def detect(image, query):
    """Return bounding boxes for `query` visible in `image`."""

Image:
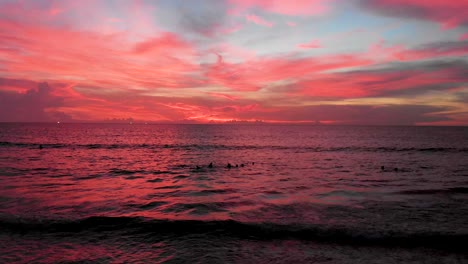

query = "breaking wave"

[1,216,466,251]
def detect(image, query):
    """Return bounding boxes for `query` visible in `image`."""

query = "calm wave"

[2,140,468,153]
[1,123,467,263]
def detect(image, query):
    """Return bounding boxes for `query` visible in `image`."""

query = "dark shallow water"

[0,123,467,263]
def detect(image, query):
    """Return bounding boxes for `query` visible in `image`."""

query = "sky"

[0,0,467,125]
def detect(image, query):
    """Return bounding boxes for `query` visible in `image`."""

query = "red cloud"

[0,18,200,91]
[361,0,468,29]
[206,92,239,101]
[0,12,204,122]
[0,1,467,124]
[295,69,456,98]
[289,59,467,100]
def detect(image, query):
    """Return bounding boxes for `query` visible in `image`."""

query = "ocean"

[0,123,467,263]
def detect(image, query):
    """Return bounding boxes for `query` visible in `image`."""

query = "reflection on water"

[0,124,467,263]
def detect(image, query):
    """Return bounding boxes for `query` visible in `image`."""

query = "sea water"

[0,123,467,263]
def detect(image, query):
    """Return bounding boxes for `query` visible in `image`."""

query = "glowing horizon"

[0,0,467,125]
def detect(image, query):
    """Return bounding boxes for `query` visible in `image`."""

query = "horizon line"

[0,121,466,127]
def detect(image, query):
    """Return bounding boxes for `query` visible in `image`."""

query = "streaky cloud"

[359,0,468,29]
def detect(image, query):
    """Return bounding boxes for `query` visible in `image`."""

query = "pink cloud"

[214,104,259,113]
[205,53,373,91]
[294,68,457,98]
[133,32,193,54]
[0,15,204,121]
[286,21,297,27]
[0,0,158,35]
[365,39,468,62]
[206,92,239,101]
[298,40,322,49]
[107,18,122,23]
[49,7,63,16]
[0,18,200,89]
[460,33,468,41]
[230,0,330,16]
[205,39,468,96]
[367,40,405,61]
[362,0,468,29]
[393,42,468,61]
[0,1,467,124]
[245,14,273,27]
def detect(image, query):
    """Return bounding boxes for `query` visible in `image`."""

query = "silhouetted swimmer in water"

[241,164,244,167]
[381,166,385,171]
[196,165,201,170]
[394,167,398,172]
[39,144,43,150]
[235,164,238,168]
[252,162,255,165]
[227,163,232,169]
[208,162,213,168]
